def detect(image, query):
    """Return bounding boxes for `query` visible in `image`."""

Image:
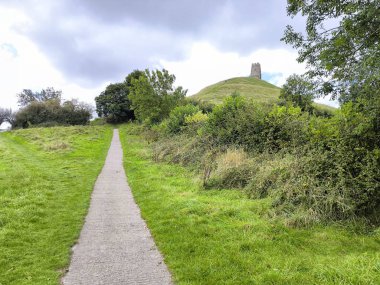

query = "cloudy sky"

[0,0,337,115]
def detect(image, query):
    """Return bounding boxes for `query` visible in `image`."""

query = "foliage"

[185,97,215,113]
[129,69,187,124]
[166,104,200,134]
[13,99,92,128]
[263,105,309,152]
[95,70,143,123]
[204,94,267,151]
[280,74,314,112]
[0,107,14,125]
[282,0,380,102]
[17,87,62,107]
[95,83,134,123]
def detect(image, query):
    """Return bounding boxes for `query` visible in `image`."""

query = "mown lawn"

[0,126,112,285]
[119,124,380,285]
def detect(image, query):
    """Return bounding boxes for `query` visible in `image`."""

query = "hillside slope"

[190,77,281,105]
[190,76,336,113]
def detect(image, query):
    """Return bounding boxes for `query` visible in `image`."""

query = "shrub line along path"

[62,129,172,285]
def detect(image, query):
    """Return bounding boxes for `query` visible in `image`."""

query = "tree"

[61,99,93,125]
[0,108,14,126]
[280,74,314,112]
[282,0,380,102]
[95,83,133,123]
[129,69,187,124]
[17,87,62,106]
[95,70,144,123]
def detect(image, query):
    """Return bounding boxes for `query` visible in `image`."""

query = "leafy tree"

[280,74,314,112]
[95,70,144,123]
[282,0,380,102]
[17,87,62,106]
[129,69,187,124]
[0,108,8,125]
[61,99,93,125]
[95,83,133,123]
[0,108,15,126]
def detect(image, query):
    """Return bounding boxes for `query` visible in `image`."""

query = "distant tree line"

[1,87,92,129]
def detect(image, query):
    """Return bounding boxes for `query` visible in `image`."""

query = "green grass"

[120,124,380,285]
[0,126,113,285]
[190,77,281,105]
[190,76,337,115]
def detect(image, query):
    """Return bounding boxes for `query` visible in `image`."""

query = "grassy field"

[0,126,112,285]
[120,124,380,285]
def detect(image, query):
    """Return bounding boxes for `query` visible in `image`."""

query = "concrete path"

[62,129,172,285]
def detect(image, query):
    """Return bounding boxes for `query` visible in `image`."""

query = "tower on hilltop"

[250,63,261,79]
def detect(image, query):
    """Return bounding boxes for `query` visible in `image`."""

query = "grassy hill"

[191,77,280,105]
[190,76,336,113]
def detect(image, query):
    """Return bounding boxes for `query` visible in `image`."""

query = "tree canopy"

[0,108,12,125]
[280,74,314,112]
[17,87,62,107]
[282,0,380,102]
[129,69,187,124]
[95,70,144,123]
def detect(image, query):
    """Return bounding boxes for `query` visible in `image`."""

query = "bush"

[13,99,92,128]
[263,105,309,152]
[167,104,200,134]
[272,102,380,224]
[204,94,267,152]
[185,97,215,113]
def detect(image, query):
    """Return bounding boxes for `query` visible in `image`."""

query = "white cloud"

[161,42,339,107]
[0,6,107,110]
[160,42,305,95]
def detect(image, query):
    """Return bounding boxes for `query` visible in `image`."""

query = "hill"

[190,76,336,113]
[190,77,281,105]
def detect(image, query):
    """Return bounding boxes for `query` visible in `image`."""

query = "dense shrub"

[272,103,380,224]
[204,95,267,152]
[167,104,200,134]
[185,97,215,113]
[13,99,92,128]
[263,105,309,152]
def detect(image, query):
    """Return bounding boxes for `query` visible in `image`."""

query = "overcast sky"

[0,0,337,116]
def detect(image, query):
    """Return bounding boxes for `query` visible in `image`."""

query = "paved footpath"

[62,129,172,285]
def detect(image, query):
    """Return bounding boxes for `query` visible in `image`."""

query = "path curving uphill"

[62,129,172,285]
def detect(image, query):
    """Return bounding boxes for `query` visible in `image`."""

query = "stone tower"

[250,62,261,79]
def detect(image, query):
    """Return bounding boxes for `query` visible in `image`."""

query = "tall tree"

[95,70,144,123]
[17,87,62,106]
[129,69,187,124]
[0,108,14,126]
[282,0,380,102]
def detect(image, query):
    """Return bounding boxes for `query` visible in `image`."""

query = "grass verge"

[0,126,112,285]
[119,124,380,285]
